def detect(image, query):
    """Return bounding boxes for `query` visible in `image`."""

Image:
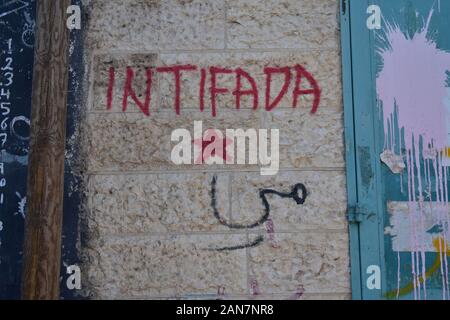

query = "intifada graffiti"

[101,62,321,252]
[105,64,321,116]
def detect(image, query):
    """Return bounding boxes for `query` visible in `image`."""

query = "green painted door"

[341,0,450,300]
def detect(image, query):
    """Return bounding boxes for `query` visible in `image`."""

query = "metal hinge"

[342,0,347,15]
[347,204,367,223]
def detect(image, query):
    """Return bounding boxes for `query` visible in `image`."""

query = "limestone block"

[228,170,347,232]
[158,50,342,112]
[247,231,350,294]
[222,292,350,300]
[228,0,338,16]
[84,111,261,172]
[86,0,160,51]
[85,172,230,236]
[133,292,351,300]
[227,0,339,49]
[86,0,225,51]
[82,234,248,298]
[267,107,345,168]
[91,53,158,112]
[157,0,225,50]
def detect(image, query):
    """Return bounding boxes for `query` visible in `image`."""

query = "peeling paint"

[380,149,405,174]
[385,201,450,252]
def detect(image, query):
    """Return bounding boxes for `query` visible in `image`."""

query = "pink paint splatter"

[217,286,226,298]
[288,285,305,300]
[377,10,450,153]
[265,217,279,248]
[377,9,450,300]
[250,278,260,296]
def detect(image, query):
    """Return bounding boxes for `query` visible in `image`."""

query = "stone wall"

[79,0,350,299]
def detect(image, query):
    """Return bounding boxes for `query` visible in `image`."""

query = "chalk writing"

[0,39,14,246]
[0,0,29,19]
[13,192,25,219]
[0,5,35,296]
[21,12,35,48]
[0,162,3,206]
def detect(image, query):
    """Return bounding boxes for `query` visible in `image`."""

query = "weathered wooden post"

[21,0,71,300]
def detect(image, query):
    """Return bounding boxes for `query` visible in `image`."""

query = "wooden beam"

[21,0,71,300]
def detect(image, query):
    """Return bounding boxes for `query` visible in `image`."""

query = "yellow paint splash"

[386,237,450,299]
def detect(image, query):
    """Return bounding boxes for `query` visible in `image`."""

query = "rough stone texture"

[85,111,262,172]
[229,293,352,300]
[86,0,225,51]
[85,172,230,236]
[119,292,351,300]
[91,53,159,112]
[229,171,347,232]
[228,0,339,17]
[158,50,342,111]
[267,107,345,168]
[80,0,351,299]
[84,108,343,172]
[247,232,350,294]
[227,0,339,49]
[90,50,341,113]
[83,234,248,298]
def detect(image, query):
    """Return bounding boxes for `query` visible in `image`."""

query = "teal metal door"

[341,0,450,300]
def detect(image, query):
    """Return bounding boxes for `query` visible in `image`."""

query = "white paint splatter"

[377,8,450,299]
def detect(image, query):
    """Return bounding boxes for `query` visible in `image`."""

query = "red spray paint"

[107,67,115,110]
[122,66,153,116]
[157,64,197,115]
[210,66,233,117]
[292,64,321,114]
[264,66,291,111]
[233,68,259,110]
[107,64,321,117]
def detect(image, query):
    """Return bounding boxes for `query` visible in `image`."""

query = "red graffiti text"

[106,64,321,117]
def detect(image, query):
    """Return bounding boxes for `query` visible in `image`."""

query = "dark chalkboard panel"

[0,0,83,299]
[0,0,36,299]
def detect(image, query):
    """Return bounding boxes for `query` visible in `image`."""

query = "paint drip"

[377,9,450,300]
